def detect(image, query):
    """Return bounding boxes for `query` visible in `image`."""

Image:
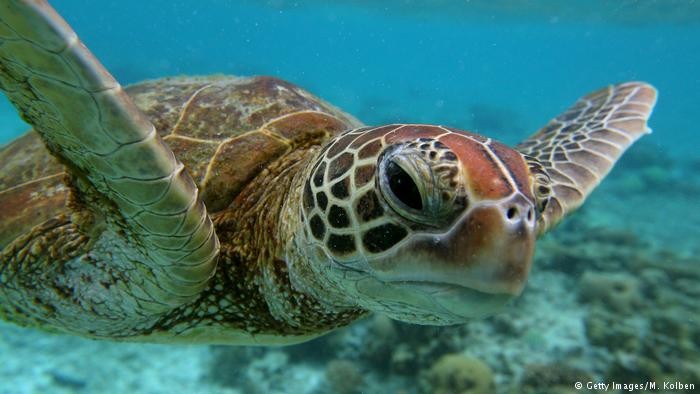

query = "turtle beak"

[437,193,537,296]
[372,193,537,319]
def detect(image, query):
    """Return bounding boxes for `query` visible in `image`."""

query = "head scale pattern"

[301,125,406,262]
[296,124,541,323]
[300,124,533,262]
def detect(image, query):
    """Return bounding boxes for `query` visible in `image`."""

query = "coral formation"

[355,315,465,375]
[208,347,295,393]
[359,315,398,370]
[325,359,364,394]
[578,271,644,313]
[517,362,592,394]
[580,253,700,393]
[420,353,495,394]
[585,309,644,353]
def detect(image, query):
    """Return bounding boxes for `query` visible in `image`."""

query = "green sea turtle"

[0,0,656,344]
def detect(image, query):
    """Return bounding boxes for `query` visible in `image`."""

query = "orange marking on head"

[384,125,444,143]
[488,141,534,201]
[438,134,513,200]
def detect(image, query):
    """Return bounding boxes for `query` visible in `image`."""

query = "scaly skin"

[0,126,365,344]
[0,80,365,343]
[140,146,366,344]
[0,0,219,312]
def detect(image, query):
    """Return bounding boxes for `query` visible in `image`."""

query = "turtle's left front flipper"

[517,82,657,235]
[0,0,218,316]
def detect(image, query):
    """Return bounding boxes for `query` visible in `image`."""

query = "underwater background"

[1,0,699,393]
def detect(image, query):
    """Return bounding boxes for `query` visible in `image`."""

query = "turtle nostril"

[506,207,518,220]
[527,208,533,222]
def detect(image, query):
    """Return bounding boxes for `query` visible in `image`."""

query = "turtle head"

[298,124,541,324]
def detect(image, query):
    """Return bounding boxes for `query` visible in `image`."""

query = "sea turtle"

[0,0,656,345]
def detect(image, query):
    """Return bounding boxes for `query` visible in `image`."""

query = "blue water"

[1,1,700,393]
[2,1,700,154]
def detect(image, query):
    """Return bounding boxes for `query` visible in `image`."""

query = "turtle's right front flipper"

[517,82,657,235]
[0,0,218,332]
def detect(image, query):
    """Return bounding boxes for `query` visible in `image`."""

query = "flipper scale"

[0,0,219,305]
[517,82,657,234]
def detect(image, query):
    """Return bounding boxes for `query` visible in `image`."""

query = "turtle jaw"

[384,281,513,321]
[367,196,537,321]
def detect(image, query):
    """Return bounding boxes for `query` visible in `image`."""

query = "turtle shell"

[0,75,361,248]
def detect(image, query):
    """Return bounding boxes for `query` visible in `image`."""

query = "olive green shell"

[0,75,361,248]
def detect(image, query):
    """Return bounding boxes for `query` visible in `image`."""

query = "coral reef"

[358,315,398,370]
[324,359,364,394]
[578,271,644,313]
[576,239,700,393]
[537,215,652,276]
[354,315,465,375]
[585,309,644,353]
[208,346,267,389]
[420,353,495,394]
[516,362,592,394]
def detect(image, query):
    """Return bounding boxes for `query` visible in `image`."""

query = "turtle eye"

[523,155,553,215]
[379,153,430,224]
[531,169,553,214]
[385,160,423,211]
[534,184,551,213]
[379,140,467,226]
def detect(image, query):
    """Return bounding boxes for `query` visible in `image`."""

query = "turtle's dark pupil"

[386,161,422,210]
